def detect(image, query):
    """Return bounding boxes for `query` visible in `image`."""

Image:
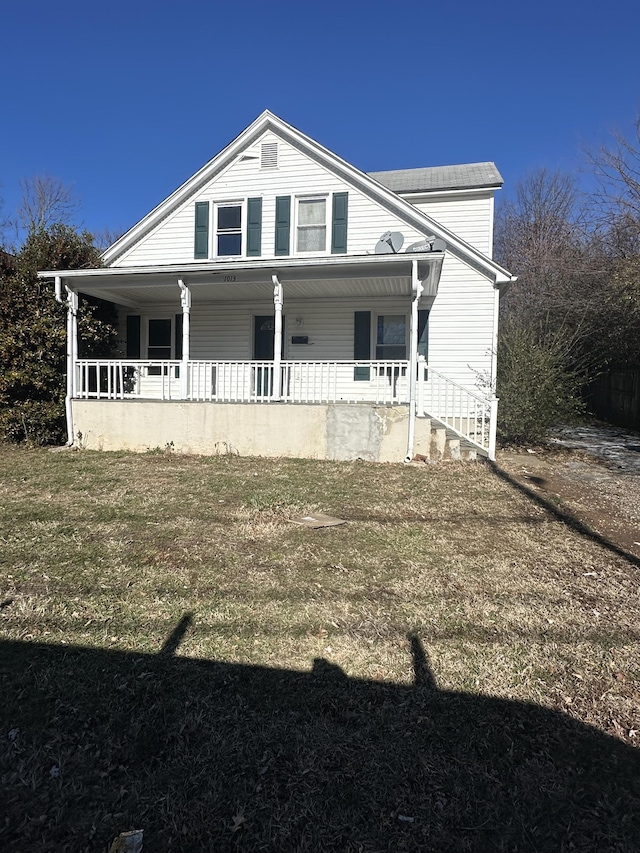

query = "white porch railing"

[75,360,183,400]
[75,359,497,456]
[75,360,410,406]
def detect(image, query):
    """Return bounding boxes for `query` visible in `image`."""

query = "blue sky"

[1,0,639,239]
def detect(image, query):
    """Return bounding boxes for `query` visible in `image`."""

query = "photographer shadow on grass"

[1,620,638,852]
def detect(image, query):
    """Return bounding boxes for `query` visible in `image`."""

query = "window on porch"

[147,318,173,376]
[376,315,407,360]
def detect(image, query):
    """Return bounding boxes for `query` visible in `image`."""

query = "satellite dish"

[374,231,404,254]
[404,236,448,254]
[405,239,433,253]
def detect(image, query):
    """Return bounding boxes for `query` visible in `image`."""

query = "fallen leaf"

[231,810,246,833]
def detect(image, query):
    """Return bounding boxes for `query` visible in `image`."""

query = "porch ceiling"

[38,253,444,308]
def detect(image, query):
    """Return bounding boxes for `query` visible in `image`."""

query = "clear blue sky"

[2,0,639,239]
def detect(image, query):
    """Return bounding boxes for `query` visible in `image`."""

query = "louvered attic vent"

[261,142,278,169]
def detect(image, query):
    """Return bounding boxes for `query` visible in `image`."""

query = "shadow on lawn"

[1,627,638,853]
[490,461,640,568]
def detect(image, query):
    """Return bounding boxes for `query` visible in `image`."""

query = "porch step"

[427,420,484,463]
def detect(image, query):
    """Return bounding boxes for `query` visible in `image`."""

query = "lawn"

[0,445,638,852]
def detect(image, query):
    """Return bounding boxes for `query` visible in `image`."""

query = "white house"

[38,111,515,462]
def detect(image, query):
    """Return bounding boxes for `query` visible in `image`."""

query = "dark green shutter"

[417,310,429,359]
[331,192,348,254]
[353,311,371,381]
[126,315,141,358]
[275,196,291,256]
[194,201,209,259]
[418,309,429,379]
[246,197,262,257]
[174,313,183,360]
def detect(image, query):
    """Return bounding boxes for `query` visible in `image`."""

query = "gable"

[109,131,429,268]
[103,111,513,286]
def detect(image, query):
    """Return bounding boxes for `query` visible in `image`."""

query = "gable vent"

[261,142,278,169]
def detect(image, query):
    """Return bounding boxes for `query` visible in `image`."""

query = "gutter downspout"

[487,280,504,462]
[178,279,191,399]
[272,275,283,401]
[405,259,424,463]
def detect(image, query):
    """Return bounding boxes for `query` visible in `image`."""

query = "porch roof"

[38,252,445,308]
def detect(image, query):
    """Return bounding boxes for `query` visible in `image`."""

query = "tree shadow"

[1,627,638,852]
[489,460,640,568]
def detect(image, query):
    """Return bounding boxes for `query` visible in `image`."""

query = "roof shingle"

[368,162,503,193]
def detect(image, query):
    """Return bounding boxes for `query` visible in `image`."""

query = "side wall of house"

[405,192,495,257]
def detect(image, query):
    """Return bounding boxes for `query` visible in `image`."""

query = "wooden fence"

[587,366,640,431]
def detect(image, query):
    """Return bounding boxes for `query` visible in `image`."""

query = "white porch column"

[272,275,283,401]
[64,285,78,445]
[405,259,424,463]
[178,279,191,399]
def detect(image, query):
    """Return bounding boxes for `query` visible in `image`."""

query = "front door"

[254,315,275,360]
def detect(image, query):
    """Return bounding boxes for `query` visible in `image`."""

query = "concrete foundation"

[72,400,432,463]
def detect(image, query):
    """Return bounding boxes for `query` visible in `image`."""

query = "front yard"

[0,446,638,851]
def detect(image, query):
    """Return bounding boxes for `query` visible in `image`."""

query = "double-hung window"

[147,317,173,376]
[376,315,407,360]
[296,197,326,253]
[216,203,243,256]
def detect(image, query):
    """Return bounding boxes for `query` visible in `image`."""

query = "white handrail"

[416,363,496,455]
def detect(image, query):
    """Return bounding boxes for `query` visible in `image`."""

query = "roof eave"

[38,250,446,282]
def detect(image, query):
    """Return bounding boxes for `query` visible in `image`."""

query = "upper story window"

[216,203,242,256]
[297,197,326,253]
[194,198,262,259]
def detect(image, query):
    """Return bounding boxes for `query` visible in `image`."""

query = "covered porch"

[43,253,497,460]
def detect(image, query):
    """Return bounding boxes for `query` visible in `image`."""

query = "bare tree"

[0,185,12,250]
[495,168,594,322]
[16,174,80,234]
[92,226,126,251]
[587,117,640,256]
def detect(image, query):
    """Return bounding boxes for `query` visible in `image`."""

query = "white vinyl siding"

[405,192,494,256]
[113,131,427,267]
[427,255,494,387]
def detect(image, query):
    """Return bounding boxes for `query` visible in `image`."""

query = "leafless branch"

[92,226,126,250]
[16,174,80,234]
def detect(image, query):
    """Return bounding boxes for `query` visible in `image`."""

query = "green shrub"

[0,399,66,445]
[497,320,585,445]
[0,225,117,445]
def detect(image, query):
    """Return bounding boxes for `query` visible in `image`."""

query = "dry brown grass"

[0,445,639,851]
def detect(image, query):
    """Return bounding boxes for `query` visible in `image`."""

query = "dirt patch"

[496,447,640,561]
